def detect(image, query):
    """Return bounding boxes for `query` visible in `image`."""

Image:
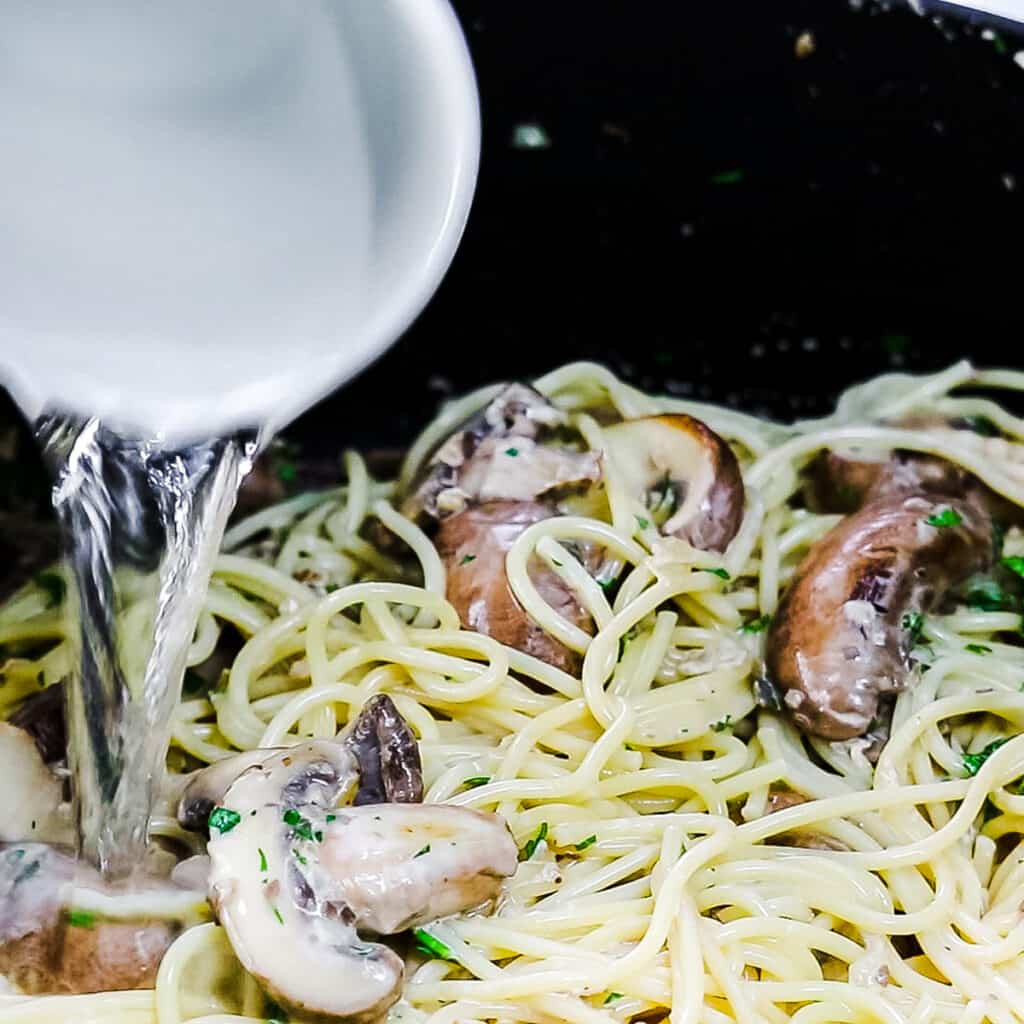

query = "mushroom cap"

[602,414,745,552]
[206,743,403,1024]
[437,500,591,672]
[0,843,192,994]
[402,383,600,524]
[317,803,518,934]
[766,493,993,739]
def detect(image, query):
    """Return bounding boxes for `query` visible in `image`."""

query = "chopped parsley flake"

[963,738,1008,776]
[711,715,734,733]
[258,848,268,872]
[282,808,321,842]
[272,906,284,925]
[700,567,731,580]
[902,611,924,645]
[505,447,520,457]
[34,572,66,608]
[709,169,744,185]
[604,993,624,1005]
[962,415,1000,437]
[634,515,651,531]
[520,822,549,861]
[966,643,992,655]
[292,848,308,866]
[414,844,431,858]
[325,814,337,823]
[1003,556,1024,579]
[741,614,771,634]
[925,507,963,529]
[967,579,1011,612]
[276,461,298,484]
[414,928,454,960]
[208,807,242,835]
[463,776,491,788]
[574,835,597,851]
[460,554,477,565]
[66,909,96,929]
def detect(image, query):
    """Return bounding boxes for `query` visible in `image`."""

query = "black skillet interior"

[2,0,1023,493]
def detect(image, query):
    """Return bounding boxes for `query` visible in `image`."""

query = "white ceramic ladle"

[0,0,479,443]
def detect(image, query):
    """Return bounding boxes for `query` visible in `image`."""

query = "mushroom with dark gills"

[602,414,746,551]
[203,738,517,1020]
[765,493,994,740]
[178,695,423,832]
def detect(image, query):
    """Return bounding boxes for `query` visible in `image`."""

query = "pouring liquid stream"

[37,417,257,879]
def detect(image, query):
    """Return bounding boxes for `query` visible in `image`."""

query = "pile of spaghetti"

[4,360,1024,1024]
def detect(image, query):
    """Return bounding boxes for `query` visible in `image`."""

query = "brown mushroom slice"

[0,843,199,994]
[341,694,423,806]
[178,698,421,832]
[402,383,600,524]
[207,743,516,1022]
[602,414,745,552]
[0,723,62,842]
[207,742,401,1023]
[437,500,592,673]
[316,803,518,934]
[766,493,993,740]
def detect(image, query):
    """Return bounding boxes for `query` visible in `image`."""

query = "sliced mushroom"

[807,417,1024,524]
[763,790,848,851]
[316,803,518,934]
[0,723,62,842]
[179,697,422,832]
[766,493,993,740]
[8,683,66,765]
[0,843,198,994]
[602,414,745,552]
[437,500,592,673]
[207,743,516,1022]
[402,383,600,524]
[341,695,423,806]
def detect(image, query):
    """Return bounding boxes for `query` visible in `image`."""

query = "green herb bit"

[208,807,242,835]
[292,848,308,866]
[741,614,771,634]
[460,554,477,565]
[700,567,730,580]
[991,30,1008,55]
[1003,556,1024,579]
[925,507,963,529]
[258,848,268,872]
[463,776,491,788]
[709,168,744,185]
[520,822,549,861]
[551,559,564,567]
[634,514,651,531]
[414,928,454,961]
[272,906,285,925]
[326,814,337,823]
[34,572,66,608]
[901,611,924,645]
[414,844,431,858]
[276,461,298,484]
[966,643,992,655]
[967,579,1010,612]
[604,993,624,1005]
[598,577,617,592]
[711,715,733,734]
[66,909,96,929]
[282,808,320,842]
[574,835,597,851]
[963,738,1008,776]
[505,447,520,457]
[962,415,1000,437]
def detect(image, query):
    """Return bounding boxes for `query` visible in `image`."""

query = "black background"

[3,0,1024,465]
